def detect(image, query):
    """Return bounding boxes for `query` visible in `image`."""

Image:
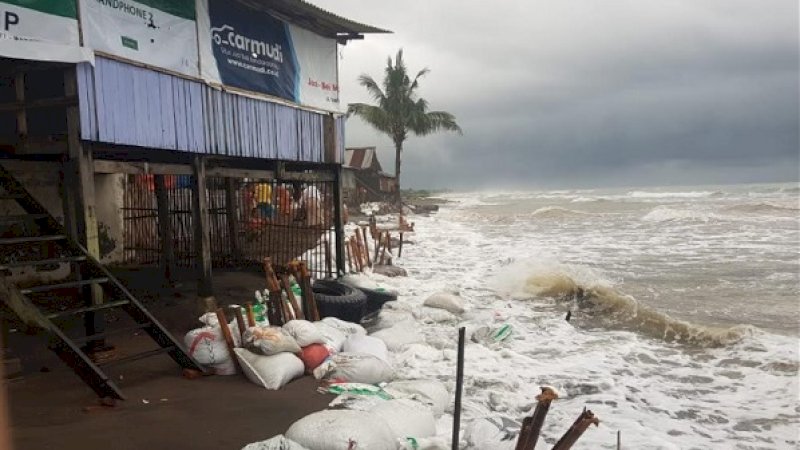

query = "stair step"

[98,346,176,368]
[0,214,48,223]
[21,277,109,294]
[46,299,130,319]
[0,255,86,270]
[73,322,152,344]
[0,235,65,245]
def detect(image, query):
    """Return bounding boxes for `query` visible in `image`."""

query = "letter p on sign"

[4,11,19,31]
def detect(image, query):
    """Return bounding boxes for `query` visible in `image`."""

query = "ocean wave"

[642,206,721,222]
[628,190,722,199]
[528,206,591,219]
[723,202,800,214]
[522,271,753,347]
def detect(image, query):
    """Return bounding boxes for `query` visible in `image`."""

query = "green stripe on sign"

[133,0,195,20]
[0,0,77,19]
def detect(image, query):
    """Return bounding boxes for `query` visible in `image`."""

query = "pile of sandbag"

[183,312,243,375]
[313,333,395,384]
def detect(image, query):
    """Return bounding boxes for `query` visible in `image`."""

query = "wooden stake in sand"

[262,258,285,325]
[280,273,304,320]
[551,409,600,450]
[360,226,372,267]
[245,302,256,327]
[215,308,239,371]
[231,306,247,341]
[298,261,320,321]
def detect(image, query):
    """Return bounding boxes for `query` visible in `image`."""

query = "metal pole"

[332,165,345,277]
[452,326,466,450]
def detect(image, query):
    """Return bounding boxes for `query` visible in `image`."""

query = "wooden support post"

[552,409,600,450]
[322,114,337,163]
[262,258,284,325]
[192,156,215,309]
[350,237,362,272]
[224,178,241,263]
[345,244,353,273]
[215,308,239,372]
[154,175,175,285]
[332,166,346,276]
[65,67,104,346]
[231,306,247,342]
[13,72,27,150]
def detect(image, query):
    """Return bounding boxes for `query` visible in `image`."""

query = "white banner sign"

[79,0,198,76]
[0,0,91,62]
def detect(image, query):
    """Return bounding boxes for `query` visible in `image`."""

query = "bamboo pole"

[551,409,600,450]
[515,386,559,450]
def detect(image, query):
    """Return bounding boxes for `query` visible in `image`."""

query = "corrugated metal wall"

[77,57,339,163]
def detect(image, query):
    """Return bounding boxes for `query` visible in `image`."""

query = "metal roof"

[235,0,390,40]
[344,147,382,171]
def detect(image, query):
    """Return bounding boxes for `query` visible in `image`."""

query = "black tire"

[312,280,367,323]
[350,285,398,315]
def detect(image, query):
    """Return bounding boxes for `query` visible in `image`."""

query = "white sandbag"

[370,398,436,439]
[370,323,423,352]
[341,274,399,295]
[342,335,389,361]
[241,434,309,450]
[283,320,325,347]
[372,308,415,332]
[198,312,243,345]
[398,436,449,450]
[321,317,366,337]
[463,417,519,450]
[234,348,304,390]
[413,307,457,324]
[314,352,394,384]
[243,326,301,356]
[313,321,347,352]
[383,380,451,417]
[423,292,465,314]
[184,327,237,375]
[286,410,396,450]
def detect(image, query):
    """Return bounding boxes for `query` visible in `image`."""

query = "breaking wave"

[523,271,753,347]
[528,206,591,219]
[628,190,723,199]
[642,206,720,222]
[723,202,799,214]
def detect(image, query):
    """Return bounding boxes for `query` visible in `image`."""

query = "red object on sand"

[298,344,330,373]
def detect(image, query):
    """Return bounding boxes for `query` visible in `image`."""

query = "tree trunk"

[394,140,402,209]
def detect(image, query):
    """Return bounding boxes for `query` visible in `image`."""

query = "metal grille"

[120,173,337,278]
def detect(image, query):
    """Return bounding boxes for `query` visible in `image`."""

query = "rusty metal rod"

[551,409,600,450]
[451,326,466,450]
[515,386,559,450]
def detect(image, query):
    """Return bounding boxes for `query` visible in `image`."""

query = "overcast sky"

[314,0,799,190]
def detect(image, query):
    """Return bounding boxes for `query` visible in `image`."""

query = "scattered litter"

[141,399,149,404]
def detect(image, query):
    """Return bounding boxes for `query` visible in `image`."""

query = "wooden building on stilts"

[0,0,387,399]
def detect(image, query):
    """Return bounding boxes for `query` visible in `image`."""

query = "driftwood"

[551,409,600,450]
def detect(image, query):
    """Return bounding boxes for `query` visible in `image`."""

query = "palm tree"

[348,49,462,207]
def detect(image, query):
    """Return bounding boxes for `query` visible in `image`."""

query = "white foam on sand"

[359,200,800,449]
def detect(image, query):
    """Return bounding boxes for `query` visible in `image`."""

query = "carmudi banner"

[198,0,340,112]
[79,0,199,75]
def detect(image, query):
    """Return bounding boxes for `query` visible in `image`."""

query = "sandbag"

[313,321,347,352]
[286,410,396,450]
[423,292,465,314]
[370,323,423,352]
[413,307,457,324]
[198,312,243,346]
[463,417,519,450]
[383,379,450,417]
[314,352,394,384]
[234,348,304,390]
[298,344,330,373]
[184,327,236,375]
[370,398,436,440]
[342,335,389,361]
[283,320,325,347]
[243,326,301,356]
[321,317,366,337]
[398,437,449,450]
[241,434,309,450]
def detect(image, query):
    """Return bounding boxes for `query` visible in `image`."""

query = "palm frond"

[347,103,392,135]
[357,74,386,104]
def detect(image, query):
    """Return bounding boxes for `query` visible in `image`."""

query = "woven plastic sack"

[184,327,236,375]
[243,326,301,356]
[298,343,330,373]
[283,320,326,347]
[314,352,394,384]
[241,434,308,450]
[342,334,389,361]
[321,317,366,337]
[383,379,450,417]
[285,410,396,450]
[370,398,436,440]
[234,348,304,390]
[313,321,347,352]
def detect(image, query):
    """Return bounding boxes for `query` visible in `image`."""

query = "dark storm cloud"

[314,0,799,189]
